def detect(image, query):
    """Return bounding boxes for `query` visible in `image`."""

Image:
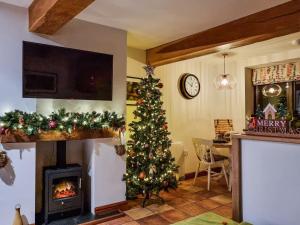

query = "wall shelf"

[0,128,118,143]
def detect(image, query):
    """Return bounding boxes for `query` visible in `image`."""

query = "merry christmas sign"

[247,103,300,136]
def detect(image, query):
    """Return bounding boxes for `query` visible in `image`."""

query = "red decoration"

[139,171,145,179]
[137,99,144,105]
[163,123,168,130]
[0,126,5,135]
[48,120,57,129]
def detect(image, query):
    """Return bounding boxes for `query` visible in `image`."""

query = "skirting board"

[184,168,222,180]
[95,201,128,214]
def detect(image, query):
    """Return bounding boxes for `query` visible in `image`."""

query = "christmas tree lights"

[123,66,178,206]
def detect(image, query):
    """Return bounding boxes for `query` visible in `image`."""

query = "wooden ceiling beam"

[29,0,95,35]
[146,0,300,66]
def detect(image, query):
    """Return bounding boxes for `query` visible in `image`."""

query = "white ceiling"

[198,32,300,65]
[0,0,290,49]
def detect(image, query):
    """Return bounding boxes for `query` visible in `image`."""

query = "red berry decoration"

[48,120,57,129]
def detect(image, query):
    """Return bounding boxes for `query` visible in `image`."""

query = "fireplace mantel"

[0,128,118,143]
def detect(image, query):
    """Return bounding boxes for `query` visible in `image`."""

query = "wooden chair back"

[192,138,214,164]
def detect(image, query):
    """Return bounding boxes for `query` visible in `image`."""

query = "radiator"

[170,141,185,178]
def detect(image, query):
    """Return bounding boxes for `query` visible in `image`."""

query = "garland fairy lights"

[0,108,125,136]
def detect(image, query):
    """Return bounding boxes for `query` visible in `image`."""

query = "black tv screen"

[23,41,113,100]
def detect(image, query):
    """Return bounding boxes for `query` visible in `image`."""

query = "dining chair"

[192,138,229,191]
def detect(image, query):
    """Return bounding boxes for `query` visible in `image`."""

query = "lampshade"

[214,54,236,90]
[262,84,282,97]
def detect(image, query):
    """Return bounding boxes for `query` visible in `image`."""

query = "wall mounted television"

[23,41,113,100]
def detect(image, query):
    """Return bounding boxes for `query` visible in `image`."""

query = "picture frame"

[127,76,142,106]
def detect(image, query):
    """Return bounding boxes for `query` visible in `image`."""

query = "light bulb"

[221,77,229,86]
[269,87,275,93]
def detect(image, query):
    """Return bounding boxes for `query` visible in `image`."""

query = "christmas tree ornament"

[18,116,24,125]
[149,152,153,159]
[139,171,146,179]
[157,83,163,89]
[149,164,157,176]
[48,120,57,129]
[137,99,144,105]
[0,126,6,135]
[163,123,168,130]
[163,180,169,187]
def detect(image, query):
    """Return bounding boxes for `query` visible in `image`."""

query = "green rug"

[172,212,251,225]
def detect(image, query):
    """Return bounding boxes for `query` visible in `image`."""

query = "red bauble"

[139,171,146,179]
[163,123,168,130]
[0,127,5,135]
[48,120,57,129]
[137,99,144,105]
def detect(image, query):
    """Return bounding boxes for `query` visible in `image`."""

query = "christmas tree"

[123,66,178,205]
[277,103,287,119]
[255,104,264,119]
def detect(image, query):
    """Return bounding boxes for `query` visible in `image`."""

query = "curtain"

[252,63,299,85]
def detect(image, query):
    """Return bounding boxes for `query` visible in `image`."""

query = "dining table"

[213,141,232,191]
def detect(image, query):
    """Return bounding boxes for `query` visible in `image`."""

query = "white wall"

[0,3,127,225]
[155,58,245,173]
[85,138,126,212]
[0,143,36,225]
[241,139,300,225]
[155,49,300,174]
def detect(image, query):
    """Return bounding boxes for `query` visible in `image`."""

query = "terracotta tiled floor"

[98,176,232,225]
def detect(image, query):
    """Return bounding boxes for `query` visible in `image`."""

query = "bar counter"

[231,134,300,225]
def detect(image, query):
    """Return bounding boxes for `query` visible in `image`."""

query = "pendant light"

[262,84,282,97]
[214,53,236,90]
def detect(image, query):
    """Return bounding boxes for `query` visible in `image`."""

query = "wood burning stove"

[43,141,83,224]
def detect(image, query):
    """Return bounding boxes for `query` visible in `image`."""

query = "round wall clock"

[178,73,200,99]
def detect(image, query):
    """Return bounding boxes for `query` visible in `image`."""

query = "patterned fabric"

[252,63,299,85]
[172,212,252,225]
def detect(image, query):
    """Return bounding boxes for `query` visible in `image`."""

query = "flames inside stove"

[52,179,78,200]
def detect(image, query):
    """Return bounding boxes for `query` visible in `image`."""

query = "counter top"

[233,133,300,144]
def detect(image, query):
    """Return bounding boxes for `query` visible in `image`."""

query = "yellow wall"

[155,49,300,174]
[126,47,146,140]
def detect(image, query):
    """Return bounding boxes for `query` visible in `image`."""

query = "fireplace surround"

[43,141,83,224]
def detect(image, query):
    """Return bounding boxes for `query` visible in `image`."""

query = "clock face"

[179,73,200,99]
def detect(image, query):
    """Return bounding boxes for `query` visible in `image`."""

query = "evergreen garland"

[0,108,124,135]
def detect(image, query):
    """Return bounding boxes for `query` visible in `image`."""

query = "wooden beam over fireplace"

[146,1,300,66]
[29,0,95,34]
